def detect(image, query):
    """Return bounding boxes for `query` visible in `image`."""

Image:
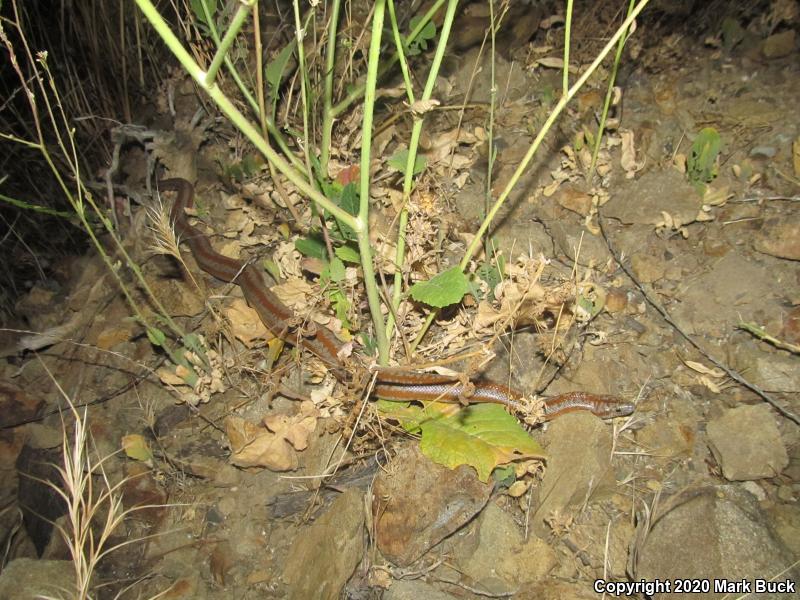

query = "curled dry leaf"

[406,98,440,116]
[620,129,646,178]
[226,297,269,347]
[225,415,298,472]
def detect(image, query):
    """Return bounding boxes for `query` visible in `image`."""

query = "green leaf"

[266,40,297,96]
[327,288,351,328]
[476,251,505,300]
[407,15,437,56]
[333,182,359,241]
[493,465,516,487]
[388,149,427,176]
[190,0,217,28]
[419,404,546,482]
[325,257,346,283]
[146,327,166,347]
[376,398,451,433]
[335,244,360,264]
[687,127,721,194]
[295,236,327,259]
[409,266,469,308]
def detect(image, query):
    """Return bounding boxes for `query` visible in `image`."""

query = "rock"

[630,253,665,283]
[766,503,800,556]
[0,558,77,599]
[516,579,601,599]
[602,170,701,226]
[754,218,800,260]
[556,186,593,216]
[372,444,492,566]
[384,580,459,600]
[454,503,556,588]
[282,488,365,600]
[0,382,44,428]
[605,288,628,313]
[706,404,789,480]
[762,30,796,59]
[549,221,610,266]
[533,412,613,536]
[636,485,797,599]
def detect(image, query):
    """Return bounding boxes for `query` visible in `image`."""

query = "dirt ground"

[0,2,798,599]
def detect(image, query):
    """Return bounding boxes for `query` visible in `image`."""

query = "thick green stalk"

[385,0,460,343]
[358,0,389,363]
[319,0,342,176]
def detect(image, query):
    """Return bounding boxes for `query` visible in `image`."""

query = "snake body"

[158,178,634,421]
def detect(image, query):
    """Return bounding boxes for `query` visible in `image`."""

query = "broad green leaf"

[335,244,360,264]
[190,0,218,29]
[327,288,351,328]
[295,236,327,259]
[409,266,469,308]
[388,149,427,176]
[333,182,359,241]
[376,398,454,433]
[420,404,546,482]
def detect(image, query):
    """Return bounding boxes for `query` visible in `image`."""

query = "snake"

[158,178,634,421]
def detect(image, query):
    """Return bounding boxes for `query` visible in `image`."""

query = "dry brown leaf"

[263,401,319,451]
[684,360,725,378]
[620,129,646,178]
[407,98,441,115]
[226,297,269,347]
[273,278,314,312]
[699,375,722,394]
[157,366,186,387]
[225,415,298,471]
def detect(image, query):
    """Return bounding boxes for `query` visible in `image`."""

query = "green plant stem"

[135,0,356,228]
[739,322,800,354]
[320,0,342,176]
[384,0,460,345]
[198,0,306,175]
[330,0,447,119]
[387,0,416,103]
[590,0,636,178]
[292,0,315,183]
[358,0,390,363]
[205,0,254,86]
[484,0,500,257]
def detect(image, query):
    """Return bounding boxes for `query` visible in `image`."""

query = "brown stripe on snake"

[158,178,634,421]
[159,178,346,375]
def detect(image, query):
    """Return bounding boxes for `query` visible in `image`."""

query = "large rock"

[282,488,365,600]
[372,444,492,566]
[0,558,77,599]
[636,485,797,599]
